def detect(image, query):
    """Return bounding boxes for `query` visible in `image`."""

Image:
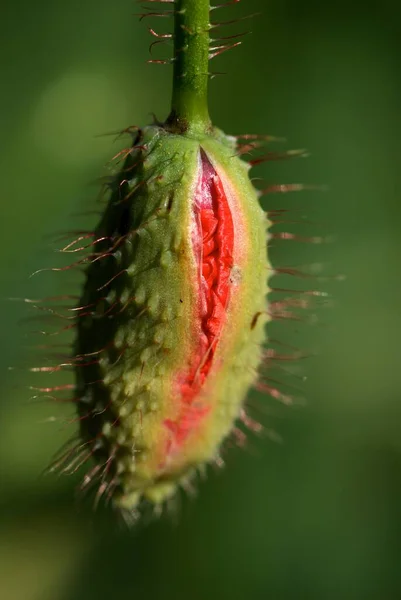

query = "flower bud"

[75,125,269,509]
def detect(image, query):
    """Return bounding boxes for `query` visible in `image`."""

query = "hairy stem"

[166,0,211,134]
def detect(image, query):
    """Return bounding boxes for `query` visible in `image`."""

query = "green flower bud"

[75,125,269,509]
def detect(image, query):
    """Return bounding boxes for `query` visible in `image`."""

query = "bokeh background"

[1,0,401,598]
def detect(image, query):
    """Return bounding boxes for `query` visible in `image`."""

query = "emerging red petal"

[163,149,235,461]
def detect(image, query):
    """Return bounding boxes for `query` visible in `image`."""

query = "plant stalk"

[167,0,211,134]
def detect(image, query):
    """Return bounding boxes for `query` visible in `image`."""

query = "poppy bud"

[75,125,269,509]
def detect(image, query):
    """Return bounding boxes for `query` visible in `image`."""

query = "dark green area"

[1,1,401,598]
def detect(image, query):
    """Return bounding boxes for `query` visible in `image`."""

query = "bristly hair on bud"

[24,0,326,522]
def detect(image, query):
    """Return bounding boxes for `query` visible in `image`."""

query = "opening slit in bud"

[163,149,234,459]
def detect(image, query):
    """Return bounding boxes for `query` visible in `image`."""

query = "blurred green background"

[1,0,401,598]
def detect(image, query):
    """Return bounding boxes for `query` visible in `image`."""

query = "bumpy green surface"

[75,125,269,510]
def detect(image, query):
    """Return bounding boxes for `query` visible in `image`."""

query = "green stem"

[166,0,211,134]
